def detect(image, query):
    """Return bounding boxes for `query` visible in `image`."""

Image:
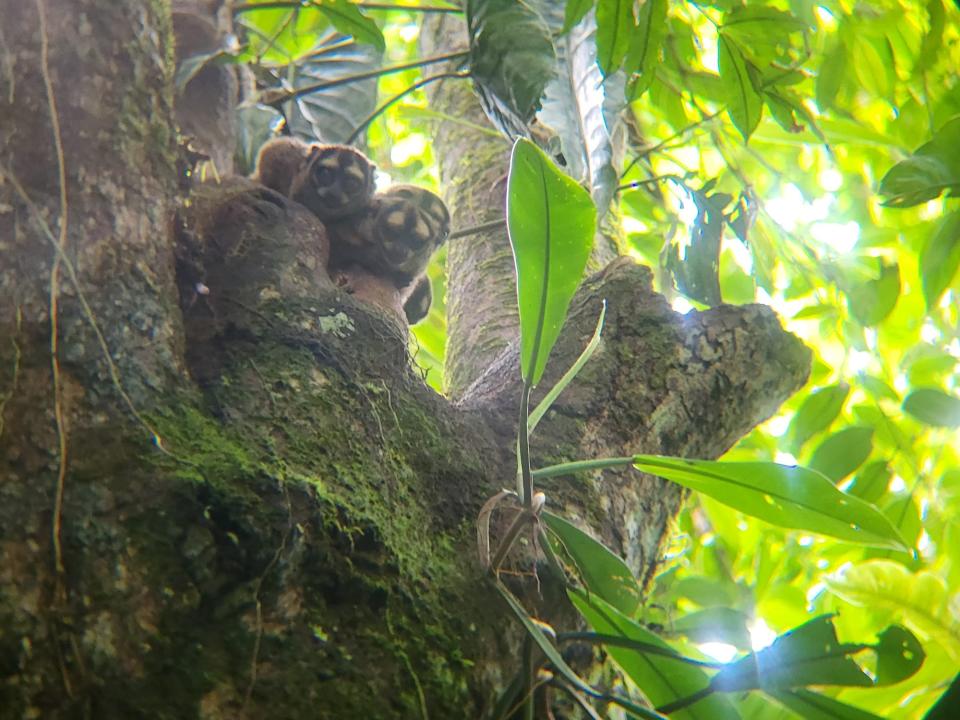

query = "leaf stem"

[518,382,534,508]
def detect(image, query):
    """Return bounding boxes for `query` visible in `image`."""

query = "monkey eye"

[312,165,336,185]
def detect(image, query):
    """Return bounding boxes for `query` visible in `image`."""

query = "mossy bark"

[0,2,810,718]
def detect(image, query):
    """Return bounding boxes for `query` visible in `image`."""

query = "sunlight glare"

[399,22,419,43]
[391,134,427,165]
[766,415,790,437]
[699,642,738,663]
[818,168,843,192]
[622,216,650,234]
[775,451,797,465]
[749,618,777,651]
[810,221,860,254]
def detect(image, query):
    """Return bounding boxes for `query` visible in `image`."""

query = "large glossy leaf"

[570,590,742,720]
[468,0,556,136]
[624,0,666,98]
[921,211,960,308]
[595,0,634,75]
[718,36,763,142]
[630,456,908,550]
[536,6,618,215]
[788,383,850,453]
[825,560,960,661]
[507,138,596,384]
[903,388,960,428]
[542,511,641,617]
[284,32,382,144]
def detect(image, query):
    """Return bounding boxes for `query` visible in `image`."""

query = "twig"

[448,218,506,240]
[235,1,462,13]
[620,111,720,179]
[264,50,469,105]
[346,70,469,144]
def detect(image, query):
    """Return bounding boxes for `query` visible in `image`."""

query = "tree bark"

[0,2,810,718]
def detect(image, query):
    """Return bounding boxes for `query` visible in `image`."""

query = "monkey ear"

[305,144,321,160]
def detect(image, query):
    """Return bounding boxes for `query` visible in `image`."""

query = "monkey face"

[292,145,375,221]
[371,185,450,279]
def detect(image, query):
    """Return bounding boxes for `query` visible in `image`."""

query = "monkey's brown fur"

[253,136,448,325]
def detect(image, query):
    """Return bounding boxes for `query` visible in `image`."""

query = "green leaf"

[883,495,922,548]
[630,456,908,550]
[468,0,556,134]
[816,42,847,112]
[924,672,960,719]
[903,388,960,428]
[847,261,900,327]
[285,32,383,145]
[788,383,850,453]
[921,211,960,308]
[673,607,752,648]
[879,155,957,208]
[880,117,960,207]
[507,138,596,385]
[595,0,634,75]
[720,6,806,66]
[562,0,595,33]
[542,510,641,617]
[624,0,667,98]
[499,584,669,720]
[846,460,890,504]
[494,582,597,697]
[710,615,872,692]
[875,625,926,685]
[317,0,385,51]
[809,426,874,482]
[825,560,960,661]
[769,688,887,719]
[569,590,741,720]
[718,36,763,141]
[917,0,946,73]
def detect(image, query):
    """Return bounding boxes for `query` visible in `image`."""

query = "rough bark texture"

[0,2,810,718]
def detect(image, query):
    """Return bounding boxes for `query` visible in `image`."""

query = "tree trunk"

[0,2,810,718]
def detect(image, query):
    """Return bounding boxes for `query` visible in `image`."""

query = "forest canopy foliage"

[224,0,959,717]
